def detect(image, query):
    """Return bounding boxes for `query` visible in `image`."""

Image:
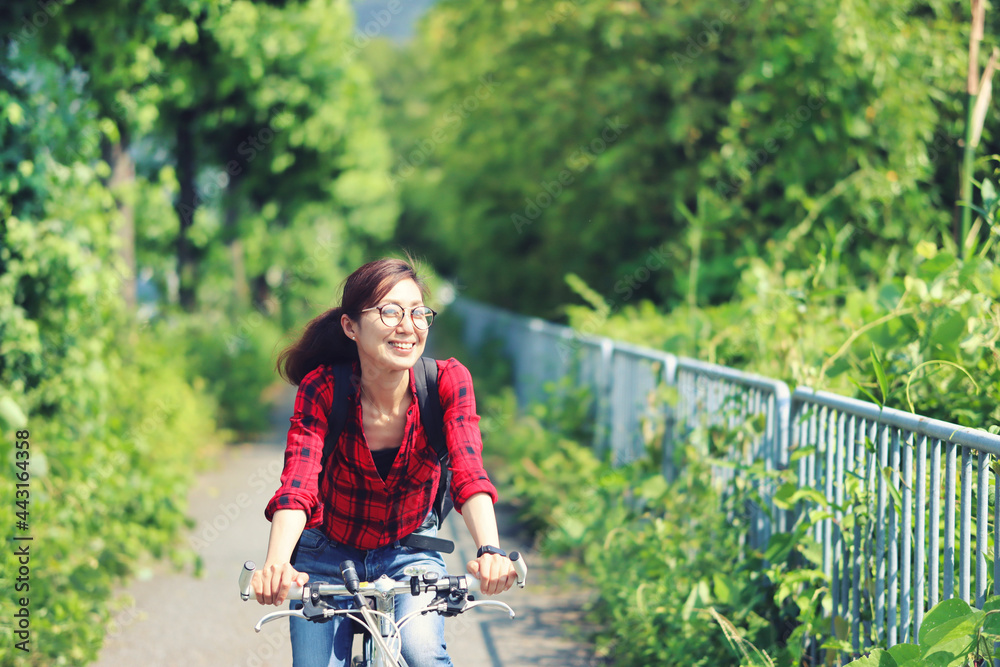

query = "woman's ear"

[341,313,358,341]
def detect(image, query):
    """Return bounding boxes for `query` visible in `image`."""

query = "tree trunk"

[230,239,249,313]
[175,108,200,312]
[225,176,249,315]
[108,137,137,312]
[251,273,271,312]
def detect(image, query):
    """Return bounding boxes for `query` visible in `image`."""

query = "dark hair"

[276,257,428,385]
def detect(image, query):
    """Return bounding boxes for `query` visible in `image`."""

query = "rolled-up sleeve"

[437,358,498,511]
[264,367,334,524]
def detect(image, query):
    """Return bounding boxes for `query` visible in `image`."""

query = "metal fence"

[448,296,1000,655]
[791,389,1000,651]
[672,357,791,551]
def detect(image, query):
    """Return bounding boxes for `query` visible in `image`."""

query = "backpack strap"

[322,363,357,475]
[413,357,452,528]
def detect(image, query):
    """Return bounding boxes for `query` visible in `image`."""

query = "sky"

[352,0,437,41]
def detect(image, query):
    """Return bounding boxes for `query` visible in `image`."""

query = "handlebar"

[240,551,527,603]
[289,550,527,601]
[239,551,528,632]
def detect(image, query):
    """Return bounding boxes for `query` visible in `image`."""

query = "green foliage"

[484,390,827,666]
[424,302,514,400]
[375,0,993,317]
[0,37,221,666]
[480,347,1000,665]
[564,232,1000,428]
[12,0,399,315]
[0,332,220,666]
[4,0,402,414]
[162,310,285,437]
[480,351,1000,665]
[186,0,400,288]
[844,597,1000,667]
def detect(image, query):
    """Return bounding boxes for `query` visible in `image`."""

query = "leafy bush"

[0,335,220,666]
[565,234,1000,429]
[163,311,286,437]
[379,0,983,316]
[0,218,222,665]
[0,50,223,664]
[484,390,824,666]
[845,597,1000,667]
[484,357,1000,666]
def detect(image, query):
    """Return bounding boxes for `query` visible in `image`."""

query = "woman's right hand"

[252,562,310,606]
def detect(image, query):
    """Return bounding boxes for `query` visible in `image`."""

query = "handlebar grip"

[340,560,361,594]
[239,561,256,601]
[509,551,527,588]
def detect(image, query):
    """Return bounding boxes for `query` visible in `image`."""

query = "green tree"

[194,0,399,321]
[22,0,398,314]
[382,0,991,317]
[1,30,221,664]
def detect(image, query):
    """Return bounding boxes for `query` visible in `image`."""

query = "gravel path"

[92,439,599,666]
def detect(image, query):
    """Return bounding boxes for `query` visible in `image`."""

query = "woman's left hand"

[467,553,518,596]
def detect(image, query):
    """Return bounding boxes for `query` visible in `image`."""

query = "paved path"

[93,439,598,666]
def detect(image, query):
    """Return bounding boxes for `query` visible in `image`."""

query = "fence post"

[661,353,678,483]
[773,386,791,537]
[592,337,615,458]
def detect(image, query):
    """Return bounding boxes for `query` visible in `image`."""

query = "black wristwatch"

[476,545,507,559]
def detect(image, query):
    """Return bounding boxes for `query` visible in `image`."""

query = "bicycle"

[238,552,528,666]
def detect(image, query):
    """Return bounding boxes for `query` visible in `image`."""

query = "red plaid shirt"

[265,357,498,549]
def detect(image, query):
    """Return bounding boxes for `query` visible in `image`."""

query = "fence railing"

[448,296,1000,655]
[791,388,1000,652]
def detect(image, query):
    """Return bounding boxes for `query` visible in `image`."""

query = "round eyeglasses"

[360,303,437,330]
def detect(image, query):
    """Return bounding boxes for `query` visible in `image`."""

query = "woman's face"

[345,278,428,374]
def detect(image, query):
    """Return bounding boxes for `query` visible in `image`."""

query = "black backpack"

[321,357,453,528]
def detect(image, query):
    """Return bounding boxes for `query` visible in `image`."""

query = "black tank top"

[370,447,399,481]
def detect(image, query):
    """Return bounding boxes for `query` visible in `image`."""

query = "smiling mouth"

[389,342,415,350]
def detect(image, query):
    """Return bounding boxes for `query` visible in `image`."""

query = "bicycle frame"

[367,589,396,667]
[239,554,527,667]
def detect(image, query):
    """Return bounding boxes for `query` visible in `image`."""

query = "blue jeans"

[288,523,453,667]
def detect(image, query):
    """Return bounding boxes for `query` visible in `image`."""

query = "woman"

[252,257,516,667]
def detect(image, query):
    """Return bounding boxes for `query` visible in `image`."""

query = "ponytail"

[276,307,359,385]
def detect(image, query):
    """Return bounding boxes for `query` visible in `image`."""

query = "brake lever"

[464,600,516,619]
[254,608,307,632]
[421,594,516,619]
